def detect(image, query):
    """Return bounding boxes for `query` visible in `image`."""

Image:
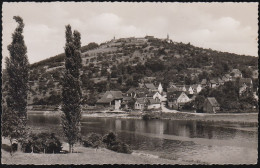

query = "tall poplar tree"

[2,16,29,154]
[61,25,82,153]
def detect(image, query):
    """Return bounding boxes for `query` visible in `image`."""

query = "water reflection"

[27,114,258,164]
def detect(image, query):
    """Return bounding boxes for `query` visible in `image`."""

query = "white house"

[147,99,161,109]
[191,84,202,94]
[153,92,162,101]
[158,83,163,94]
[167,91,191,109]
[186,86,194,95]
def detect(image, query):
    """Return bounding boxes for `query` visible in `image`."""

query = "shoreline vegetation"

[1,137,196,165]
[27,107,258,124]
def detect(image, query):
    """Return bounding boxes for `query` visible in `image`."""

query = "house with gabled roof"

[191,84,202,94]
[121,96,133,109]
[96,91,123,110]
[147,98,161,109]
[209,79,217,88]
[217,78,224,85]
[143,83,157,92]
[185,85,194,95]
[135,97,148,110]
[203,97,220,113]
[201,79,208,87]
[167,91,190,110]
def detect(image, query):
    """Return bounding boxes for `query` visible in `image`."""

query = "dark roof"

[149,99,160,104]
[209,79,217,84]
[167,91,184,101]
[126,87,136,94]
[136,98,146,104]
[206,97,219,107]
[167,87,179,92]
[123,97,132,101]
[97,91,123,104]
[136,92,146,98]
[201,79,207,85]
[144,83,156,90]
[146,91,156,97]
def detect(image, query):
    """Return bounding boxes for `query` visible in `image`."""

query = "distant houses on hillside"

[95,67,257,113]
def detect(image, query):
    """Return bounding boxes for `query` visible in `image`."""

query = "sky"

[2,2,258,68]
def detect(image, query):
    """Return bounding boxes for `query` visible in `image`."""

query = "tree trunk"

[10,139,13,156]
[69,144,72,153]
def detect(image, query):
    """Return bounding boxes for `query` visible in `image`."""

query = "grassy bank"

[160,112,258,124]
[1,138,192,165]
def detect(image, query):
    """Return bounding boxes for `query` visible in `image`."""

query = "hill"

[2,36,258,106]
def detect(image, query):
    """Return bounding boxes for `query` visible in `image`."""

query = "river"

[28,114,258,164]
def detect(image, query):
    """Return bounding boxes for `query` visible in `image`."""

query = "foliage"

[2,16,29,154]
[32,95,61,105]
[194,95,205,112]
[182,101,195,111]
[61,25,82,153]
[127,98,136,109]
[22,132,62,153]
[102,132,132,154]
[82,133,104,148]
[142,113,160,120]
[197,81,257,112]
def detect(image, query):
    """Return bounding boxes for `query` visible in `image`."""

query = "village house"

[191,84,202,94]
[157,83,163,94]
[143,83,157,92]
[147,99,161,109]
[186,85,194,95]
[167,90,191,110]
[203,97,220,113]
[201,79,208,88]
[208,79,217,88]
[121,96,133,109]
[126,87,148,98]
[134,98,148,110]
[96,91,123,110]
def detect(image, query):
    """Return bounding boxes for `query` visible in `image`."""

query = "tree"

[2,16,29,154]
[61,25,82,153]
[194,95,205,112]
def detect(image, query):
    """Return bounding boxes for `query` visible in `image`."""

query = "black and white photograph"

[1,2,258,165]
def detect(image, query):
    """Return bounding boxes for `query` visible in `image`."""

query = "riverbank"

[1,138,193,165]
[27,109,258,124]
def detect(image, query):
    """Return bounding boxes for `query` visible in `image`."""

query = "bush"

[142,113,160,120]
[12,143,18,152]
[102,132,117,146]
[82,133,103,148]
[107,140,132,154]
[22,132,62,153]
[102,132,132,154]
